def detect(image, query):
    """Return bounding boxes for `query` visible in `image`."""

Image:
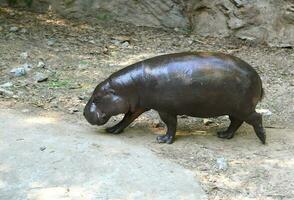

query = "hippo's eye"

[93,98,101,104]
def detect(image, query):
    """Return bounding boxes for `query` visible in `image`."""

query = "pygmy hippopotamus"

[84,52,265,144]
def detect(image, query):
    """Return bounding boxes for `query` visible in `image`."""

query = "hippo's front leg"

[106,108,145,134]
[156,112,177,144]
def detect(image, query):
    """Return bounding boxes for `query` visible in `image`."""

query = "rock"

[228,18,245,30]
[78,96,85,100]
[22,63,32,71]
[0,82,13,88]
[20,28,28,33]
[69,108,79,114]
[121,41,129,48]
[69,83,82,89]
[111,39,122,46]
[256,109,272,116]
[89,40,95,44]
[155,121,165,128]
[10,67,27,77]
[10,63,32,77]
[47,38,56,46]
[20,52,29,60]
[174,27,180,32]
[34,73,49,83]
[40,146,46,151]
[216,157,228,171]
[0,88,14,96]
[9,26,19,32]
[111,35,131,47]
[37,61,46,68]
[19,0,294,47]
[0,26,3,32]
[203,118,213,126]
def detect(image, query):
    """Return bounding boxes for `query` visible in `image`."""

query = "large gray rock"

[1,0,294,47]
[186,0,294,47]
[49,0,189,29]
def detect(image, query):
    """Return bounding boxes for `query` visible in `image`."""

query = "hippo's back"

[111,52,263,117]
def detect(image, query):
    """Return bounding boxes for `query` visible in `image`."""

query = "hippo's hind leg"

[217,116,243,139]
[244,111,266,144]
[156,112,177,144]
[106,108,145,134]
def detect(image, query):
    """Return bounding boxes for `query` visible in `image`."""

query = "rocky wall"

[1,0,294,47]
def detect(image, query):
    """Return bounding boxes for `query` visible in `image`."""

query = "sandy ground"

[1,6,294,200]
[0,107,206,200]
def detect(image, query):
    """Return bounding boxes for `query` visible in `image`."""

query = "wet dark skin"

[84,52,266,144]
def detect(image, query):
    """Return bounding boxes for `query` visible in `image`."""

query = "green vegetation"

[7,0,33,7]
[96,10,113,21]
[48,79,70,88]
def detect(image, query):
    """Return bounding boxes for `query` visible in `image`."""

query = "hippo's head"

[83,81,129,126]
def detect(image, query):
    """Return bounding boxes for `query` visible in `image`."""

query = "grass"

[96,10,113,21]
[48,79,70,88]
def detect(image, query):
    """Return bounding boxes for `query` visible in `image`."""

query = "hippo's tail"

[260,88,265,101]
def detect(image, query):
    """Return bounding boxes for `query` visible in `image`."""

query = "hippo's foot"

[255,127,266,144]
[156,134,174,144]
[105,126,123,134]
[217,130,234,139]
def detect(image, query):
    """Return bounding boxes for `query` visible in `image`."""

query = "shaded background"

[1,0,294,47]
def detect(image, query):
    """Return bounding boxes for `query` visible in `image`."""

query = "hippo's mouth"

[95,112,110,125]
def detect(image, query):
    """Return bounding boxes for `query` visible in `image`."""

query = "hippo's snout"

[84,102,110,125]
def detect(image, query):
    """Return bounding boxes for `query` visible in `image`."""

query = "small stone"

[89,40,95,44]
[22,109,30,113]
[121,41,129,48]
[155,121,165,128]
[20,28,28,33]
[0,82,13,88]
[40,146,46,151]
[78,96,85,100]
[102,47,109,54]
[174,27,180,32]
[23,63,32,71]
[69,108,79,114]
[34,73,48,82]
[69,83,82,89]
[0,88,14,96]
[216,157,228,171]
[9,26,19,32]
[47,38,56,46]
[10,67,27,77]
[20,52,29,59]
[203,118,214,126]
[111,39,121,46]
[37,61,45,68]
[256,109,272,116]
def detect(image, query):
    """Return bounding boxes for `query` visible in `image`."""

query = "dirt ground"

[1,7,294,200]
